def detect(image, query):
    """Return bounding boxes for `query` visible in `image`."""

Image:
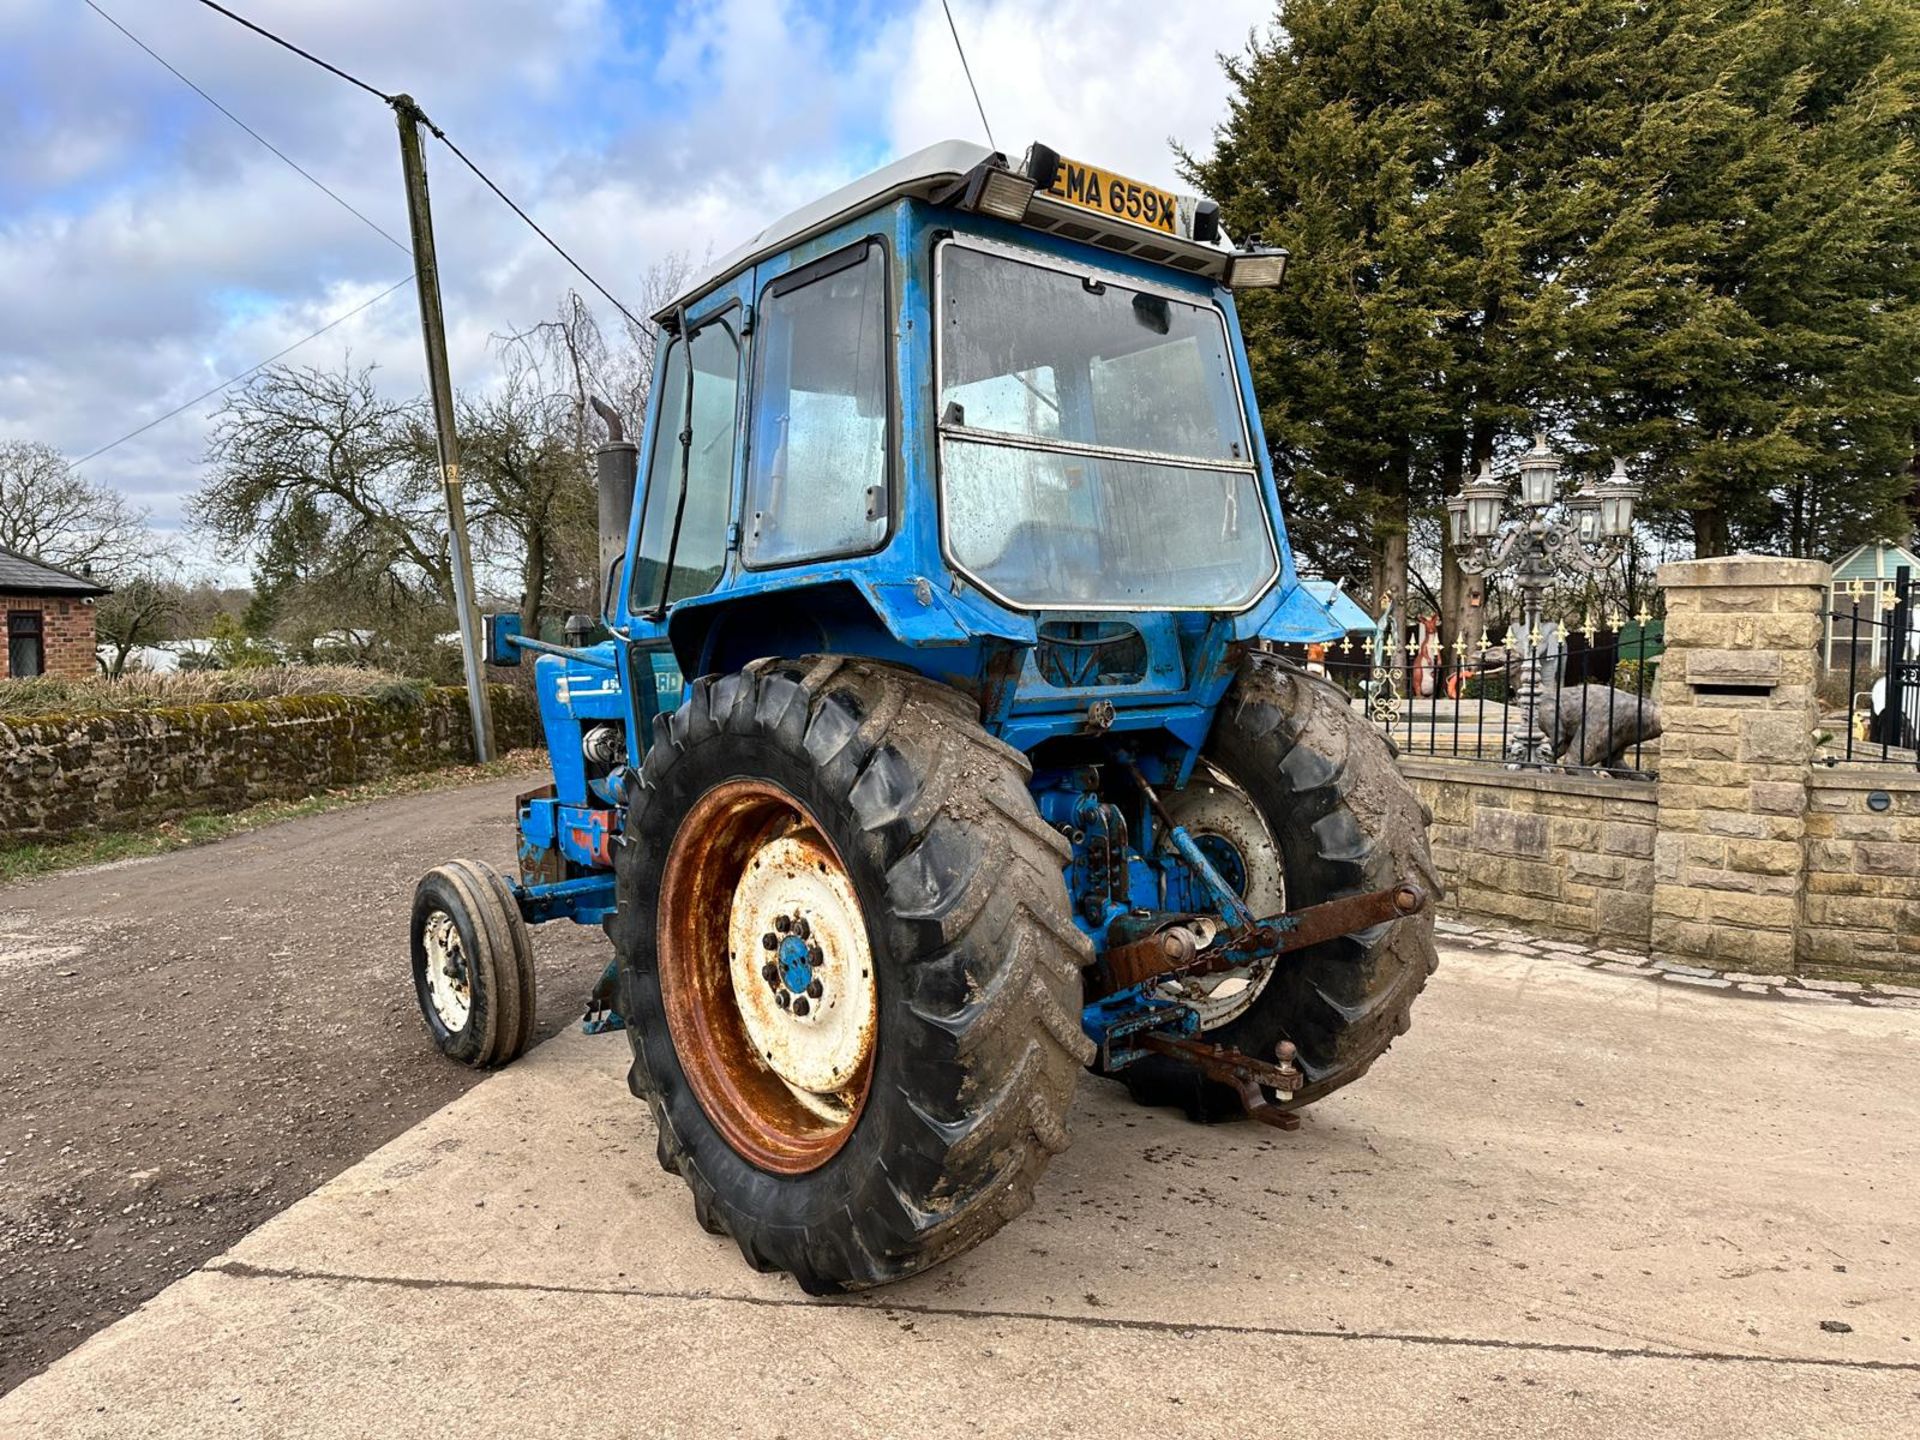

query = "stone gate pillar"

[1650,556,1830,973]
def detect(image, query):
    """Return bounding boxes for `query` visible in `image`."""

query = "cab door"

[618,274,751,732]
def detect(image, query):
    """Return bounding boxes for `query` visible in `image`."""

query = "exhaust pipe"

[590,397,637,619]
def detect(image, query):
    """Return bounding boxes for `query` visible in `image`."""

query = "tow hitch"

[1089,767,1429,1129]
[1140,1033,1307,1130]
[1091,882,1425,1128]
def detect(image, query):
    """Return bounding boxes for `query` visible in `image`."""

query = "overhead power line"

[67,278,411,473]
[421,121,648,331]
[86,0,409,256]
[191,0,393,104]
[190,0,645,326]
[941,0,997,153]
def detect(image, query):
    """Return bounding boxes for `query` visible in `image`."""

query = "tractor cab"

[426,141,1438,1296]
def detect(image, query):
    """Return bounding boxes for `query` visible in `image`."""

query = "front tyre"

[411,859,537,1067]
[611,657,1093,1292]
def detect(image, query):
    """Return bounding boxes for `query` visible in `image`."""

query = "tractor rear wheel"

[411,859,537,1067]
[1122,653,1441,1118]
[610,657,1092,1293]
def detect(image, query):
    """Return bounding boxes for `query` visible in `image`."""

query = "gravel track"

[0,778,607,1395]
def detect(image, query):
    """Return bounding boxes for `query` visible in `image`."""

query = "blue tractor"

[409,141,1439,1293]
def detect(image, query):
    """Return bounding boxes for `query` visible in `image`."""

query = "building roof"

[0,545,111,597]
[1829,539,1920,584]
[1300,579,1381,634]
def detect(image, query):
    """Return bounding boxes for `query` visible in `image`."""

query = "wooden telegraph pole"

[392,93,495,762]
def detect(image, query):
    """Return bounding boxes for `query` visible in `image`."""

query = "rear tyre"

[1122,654,1441,1119]
[610,657,1092,1293]
[411,859,537,1067]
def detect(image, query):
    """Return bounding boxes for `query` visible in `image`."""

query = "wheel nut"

[774,914,792,934]
[806,979,823,1000]
[807,942,824,967]
[793,917,810,940]
[775,989,790,1010]
[761,961,779,986]
[792,996,810,1017]
[761,932,778,951]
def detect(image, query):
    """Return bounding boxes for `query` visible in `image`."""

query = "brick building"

[0,546,109,680]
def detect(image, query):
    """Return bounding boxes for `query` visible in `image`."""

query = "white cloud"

[0,0,1267,573]
[884,0,1272,190]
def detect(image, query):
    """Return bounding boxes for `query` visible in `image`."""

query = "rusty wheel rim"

[657,779,877,1174]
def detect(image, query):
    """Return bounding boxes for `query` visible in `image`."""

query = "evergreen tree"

[1191,0,1920,623]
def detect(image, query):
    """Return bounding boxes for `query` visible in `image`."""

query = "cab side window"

[631,317,741,611]
[742,244,889,567]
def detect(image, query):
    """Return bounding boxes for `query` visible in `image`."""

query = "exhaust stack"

[590,396,637,618]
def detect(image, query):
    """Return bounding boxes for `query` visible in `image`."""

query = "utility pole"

[392,93,495,762]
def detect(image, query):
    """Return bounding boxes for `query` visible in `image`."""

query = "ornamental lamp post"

[1516,433,1559,509]
[1448,435,1643,765]
[1592,458,1640,540]
[1463,460,1508,540]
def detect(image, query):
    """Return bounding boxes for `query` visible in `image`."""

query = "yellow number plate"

[1044,157,1179,236]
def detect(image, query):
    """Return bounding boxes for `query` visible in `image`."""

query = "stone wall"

[1399,758,1657,946]
[1400,553,1918,984]
[1800,769,1920,981]
[0,685,532,845]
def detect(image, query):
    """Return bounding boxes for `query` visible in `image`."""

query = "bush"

[0,666,434,719]
[1611,658,1660,697]
[366,677,432,710]
[1460,671,1510,703]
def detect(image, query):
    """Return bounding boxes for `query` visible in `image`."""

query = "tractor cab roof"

[655,139,1241,322]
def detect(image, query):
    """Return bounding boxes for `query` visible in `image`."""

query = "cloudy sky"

[0,0,1275,572]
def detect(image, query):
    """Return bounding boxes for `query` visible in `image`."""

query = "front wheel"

[410,859,537,1067]
[610,657,1093,1293]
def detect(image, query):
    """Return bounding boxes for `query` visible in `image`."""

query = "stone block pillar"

[1650,556,1829,973]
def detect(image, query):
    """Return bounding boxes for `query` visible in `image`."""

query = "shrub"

[1612,658,1660,697]
[1460,671,1510,703]
[0,666,434,719]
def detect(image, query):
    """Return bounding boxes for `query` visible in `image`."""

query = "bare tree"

[501,255,695,449]
[94,572,185,678]
[198,362,452,611]
[460,353,596,634]
[0,440,150,577]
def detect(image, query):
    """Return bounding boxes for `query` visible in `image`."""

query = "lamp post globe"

[1518,432,1560,509]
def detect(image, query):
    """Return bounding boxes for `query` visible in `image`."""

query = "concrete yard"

[3,919,1915,1438]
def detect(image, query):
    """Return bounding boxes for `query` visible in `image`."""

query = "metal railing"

[1828,565,1917,769]
[1305,619,1662,777]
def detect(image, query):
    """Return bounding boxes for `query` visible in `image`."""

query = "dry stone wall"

[0,685,532,844]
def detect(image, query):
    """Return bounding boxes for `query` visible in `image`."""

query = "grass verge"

[0,750,546,886]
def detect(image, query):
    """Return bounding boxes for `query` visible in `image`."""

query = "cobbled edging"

[1435,917,1920,1009]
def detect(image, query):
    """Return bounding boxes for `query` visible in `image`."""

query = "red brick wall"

[2,596,98,680]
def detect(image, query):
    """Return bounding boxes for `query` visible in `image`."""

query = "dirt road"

[0,779,607,1394]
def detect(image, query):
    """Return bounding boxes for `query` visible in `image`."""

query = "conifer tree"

[1191,0,1920,621]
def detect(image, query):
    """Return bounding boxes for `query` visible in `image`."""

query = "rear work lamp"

[1226,247,1290,289]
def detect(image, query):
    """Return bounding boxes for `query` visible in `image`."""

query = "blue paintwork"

[777,935,814,992]
[485,182,1348,1056]
[517,873,618,926]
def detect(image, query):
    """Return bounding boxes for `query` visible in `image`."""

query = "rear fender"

[661,577,1036,696]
